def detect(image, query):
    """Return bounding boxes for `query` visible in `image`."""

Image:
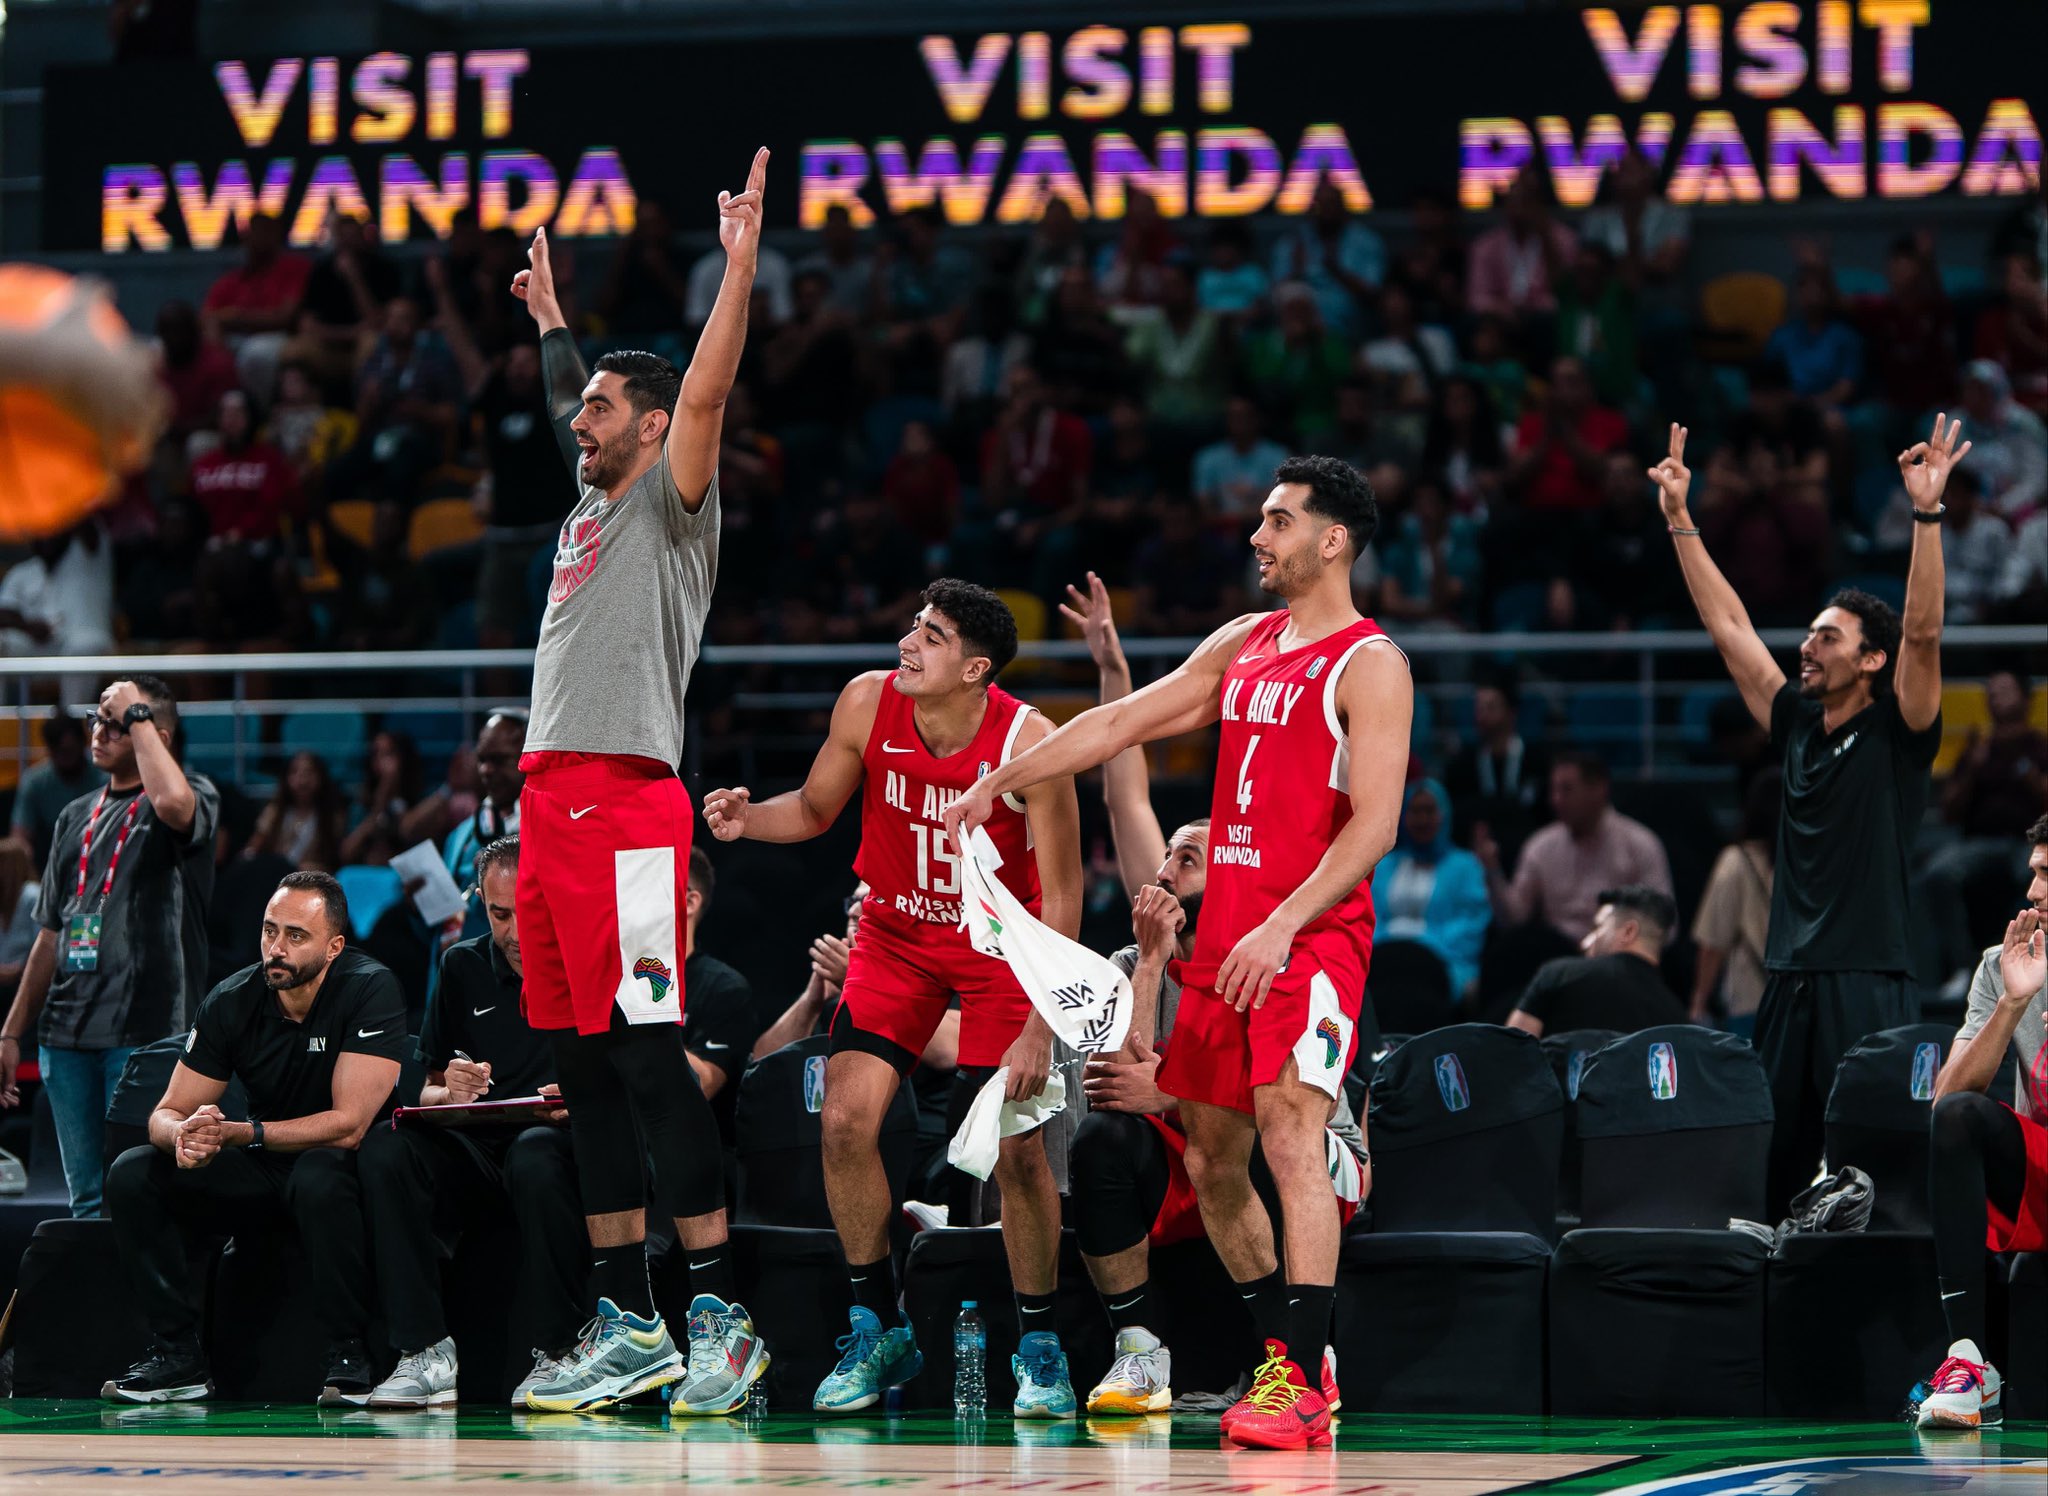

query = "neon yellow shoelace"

[1240,1349,1302,1414]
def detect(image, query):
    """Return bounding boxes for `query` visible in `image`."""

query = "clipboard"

[390,1096,566,1129]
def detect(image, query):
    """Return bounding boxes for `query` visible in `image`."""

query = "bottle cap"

[962,1300,977,1309]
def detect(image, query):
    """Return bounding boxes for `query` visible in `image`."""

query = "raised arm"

[944,614,1262,854]
[704,671,879,845]
[1014,712,1083,942]
[1060,572,1164,900]
[668,148,769,511]
[1652,422,1786,729]
[1935,911,2042,1101]
[511,227,587,477]
[1894,413,1970,733]
[103,681,196,832]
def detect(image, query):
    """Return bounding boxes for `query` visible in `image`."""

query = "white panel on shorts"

[1290,969,1353,1102]
[613,846,681,1025]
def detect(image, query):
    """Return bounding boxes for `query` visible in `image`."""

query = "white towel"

[956,826,1133,1055]
[945,1066,1068,1180]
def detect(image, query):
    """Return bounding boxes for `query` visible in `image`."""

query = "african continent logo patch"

[1317,1016,1343,1068]
[632,955,674,1003]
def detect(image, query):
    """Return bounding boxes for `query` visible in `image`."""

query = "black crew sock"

[848,1254,901,1322]
[1285,1284,1336,1374]
[684,1242,737,1306]
[591,1244,655,1320]
[1937,1276,1987,1351]
[1101,1280,1157,1334]
[1016,1290,1058,1338]
[1236,1268,1287,1361]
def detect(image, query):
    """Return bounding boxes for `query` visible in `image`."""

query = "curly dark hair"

[475,834,520,888]
[1824,588,1902,693]
[923,578,1018,682]
[1275,454,1378,559]
[2029,813,2048,848]
[593,350,681,419]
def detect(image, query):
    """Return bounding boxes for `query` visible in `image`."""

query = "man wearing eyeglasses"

[0,676,220,1218]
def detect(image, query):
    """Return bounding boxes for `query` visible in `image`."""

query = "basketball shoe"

[1222,1340,1333,1451]
[813,1306,923,1412]
[524,1298,684,1412]
[1220,1344,1339,1435]
[1011,1330,1078,1418]
[1916,1340,2004,1430]
[1085,1327,1172,1414]
[671,1294,771,1415]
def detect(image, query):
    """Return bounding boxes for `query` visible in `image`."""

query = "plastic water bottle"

[953,1301,987,1417]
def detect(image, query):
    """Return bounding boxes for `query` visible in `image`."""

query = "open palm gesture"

[1899,412,1971,513]
[1059,570,1125,674]
[718,148,770,263]
[1646,422,1691,524]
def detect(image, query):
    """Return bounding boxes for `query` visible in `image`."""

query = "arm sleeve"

[177,777,222,852]
[540,328,590,478]
[341,971,413,1063]
[1887,692,1943,769]
[182,988,235,1083]
[1954,949,2004,1044]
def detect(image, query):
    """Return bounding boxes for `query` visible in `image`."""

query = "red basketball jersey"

[854,676,1041,926]
[1190,611,1399,972]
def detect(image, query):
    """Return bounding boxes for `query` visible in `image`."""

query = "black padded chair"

[733,1034,918,1228]
[2010,1253,2048,1422]
[1365,939,1456,1037]
[1823,1022,1955,1233]
[1540,1028,1622,1223]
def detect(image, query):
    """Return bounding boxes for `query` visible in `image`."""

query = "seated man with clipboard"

[360,835,588,1408]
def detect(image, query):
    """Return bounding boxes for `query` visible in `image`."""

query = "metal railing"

[2,625,2038,786]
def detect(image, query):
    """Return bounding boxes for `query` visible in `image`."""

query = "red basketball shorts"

[516,751,690,1036]
[1157,923,1370,1115]
[1986,1104,2048,1254]
[836,902,1031,1068]
[1139,1113,1363,1246]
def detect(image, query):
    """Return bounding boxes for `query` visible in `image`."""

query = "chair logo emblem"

[1648,1041,1678,1100]
[1911,1042,1939,1101]
[803,1056,827,1114]
[1435,1053,1470,1112]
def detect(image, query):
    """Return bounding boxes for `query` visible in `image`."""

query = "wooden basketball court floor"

[1,1404,2043,1495]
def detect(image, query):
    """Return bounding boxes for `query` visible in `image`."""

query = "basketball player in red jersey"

[703,580,1085,1418]
[946,457,1412,1450]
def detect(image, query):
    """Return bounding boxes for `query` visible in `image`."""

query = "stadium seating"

[1823,1023,1955,1233]
[9,1218,201,1398]
[1363,939,1455,1037]
[408,497,485,559]
[334,865,405,940]
[2010,1253,2048,1421]
[281,709,368,779]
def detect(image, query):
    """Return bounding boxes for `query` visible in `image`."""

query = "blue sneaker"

[812,1307,923,1413]
[1011,1331,1077,1418]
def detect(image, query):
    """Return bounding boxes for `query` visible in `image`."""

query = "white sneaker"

[1917,1339,2004,1429]
[902,1200,949,1231]
[512,1347,576,1409]
[368,1337,459,1409]
[1085,1326,1172,1414]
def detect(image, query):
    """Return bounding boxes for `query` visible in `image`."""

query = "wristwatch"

[122,701,155,728]
[247,1119,265,1150]
[1910,504,1946,524]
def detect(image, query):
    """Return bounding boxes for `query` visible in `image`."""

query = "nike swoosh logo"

[570,806,597,819]
[699,1041,729,1051]
[881,742,913,754]
[473,1007,496,1017]
[358,1028,384,1039]
[1239,655,1264,664]
[1941,1290,1966,1300]
[688,1260,718,1271]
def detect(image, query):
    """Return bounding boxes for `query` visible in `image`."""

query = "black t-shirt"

[183,948,408,1123]
[35,777,222,1049]
[479,369,576,531]
[684,953,760,1142]
[419,934,554,1098]
[1766,684,1940,972]
[300,252,402,330]
[1517,953,1686,1036]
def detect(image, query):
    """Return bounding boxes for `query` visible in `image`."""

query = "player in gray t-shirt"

[1912,815,2048,1431]
[505,150,771,1419]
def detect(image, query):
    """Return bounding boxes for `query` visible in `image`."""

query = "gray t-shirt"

[526,456,720,766]
[1957,944,2048,1121]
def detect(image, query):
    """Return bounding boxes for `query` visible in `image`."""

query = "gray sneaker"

[369,1336,459,1408]
[524,1299,683,1412]
[511,1347,575,1408]
[670,1295,770,1416]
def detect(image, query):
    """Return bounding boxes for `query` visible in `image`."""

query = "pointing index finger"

[748,147,770,196]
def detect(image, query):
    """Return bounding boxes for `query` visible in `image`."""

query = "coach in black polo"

[359,835,588,1409]
[101,872,406,1406]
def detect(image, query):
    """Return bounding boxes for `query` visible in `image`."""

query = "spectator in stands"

[879,206,975,327]
[1973,253,2048,418]
[154,300,240,442]
[1269,179,1383,339]
[1913,816,2047,1432]
[359,836,585,1410]
[1444,669,1551,866]
[0,677,219,1219]
[327,297,461,507]
[760,267,860,443]
[0,525,117,702]
[1505,355,1629,514]
[1192,397,1289,524]
[881,420,961,551]
[797,203,875,317]
[1388,186,1467,327]
[1552,241,1640,410]
[326,502,438,653]
[1653,411,1962,1216]
[1243,282,1351,440]
[1096,190,1182,307]
[1372,779,1490,1000]
[982,364,1092,544]
[201,212,311,402]
[1466,168,1576,332]
[1326,378,1415,477]
[1422,374,1507,512]
[0,840,39,1000]
[1923,670,2048,987]
[1121,259,1227,436]
[339,730,430,868]
[99,872,403,1406]
[292,212,401,396]
[1476,751,1673,947]
[1697,360,1831,625]
[1767,264,1864,410]
[1941,468,2017,624]
[1374,476,1483,630]
[432,711,526,914]
[595,199,692,349]
[1591,451,1684,631]
[268,363,356,483]
[244,751,346,873]
[1461,312,1529,426]
[8,712,104,870]
[1196,220,1271,322]
[189,390,300,546]
[941,285,1030,442]
[1856,235,1956,419]
[1132,497,1248,636]
[1958,359,2047,521]
[1014,198,1090,325]
[1578,149,1690,310]
[1690,772,1779,1038]
[814,491,930,642]
[680,848,762,1147]
[1507,885,1685,1037]
[1034,265,1129,414]
[118,498,204,646]
[1358,283,1456,413]
[1996,507,2048,620]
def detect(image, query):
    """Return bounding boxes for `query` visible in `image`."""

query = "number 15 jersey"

[1191,611,1397,972]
